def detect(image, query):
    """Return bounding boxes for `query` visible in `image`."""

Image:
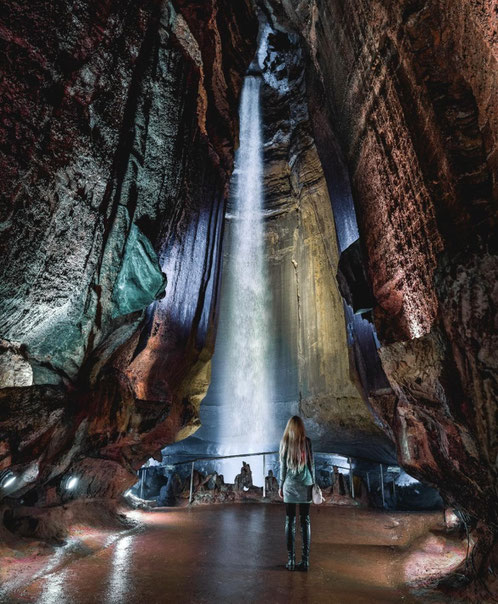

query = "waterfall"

[219,75,273,455]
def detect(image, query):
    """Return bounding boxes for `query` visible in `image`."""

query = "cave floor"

[5,504,466,604]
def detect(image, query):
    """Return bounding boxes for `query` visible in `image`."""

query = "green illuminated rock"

[112,224,166,317]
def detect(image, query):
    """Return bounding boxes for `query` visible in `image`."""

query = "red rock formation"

[1,1,497,597]
[0,0,257,521]
[272,0,497,595]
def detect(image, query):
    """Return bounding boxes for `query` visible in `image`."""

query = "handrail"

[158,451,389,475]
[160,450,390,467]
[139,450,395,506]
[160,450,396,468]
[161,450,279,466]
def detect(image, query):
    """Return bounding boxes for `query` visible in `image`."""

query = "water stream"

[157,74,275,485]
[219,75,274,465]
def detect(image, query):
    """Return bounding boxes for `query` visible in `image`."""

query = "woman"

[278,416,315,571]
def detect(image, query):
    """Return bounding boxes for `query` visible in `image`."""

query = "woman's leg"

[285,503,296,570]
[296,503,311,571]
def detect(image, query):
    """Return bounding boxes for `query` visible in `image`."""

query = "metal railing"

[138,450,393,507]
[164,451,277,502]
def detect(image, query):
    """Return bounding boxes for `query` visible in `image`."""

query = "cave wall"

[0,0,257,509]
[164,22,395,465]
[0,3,496,581]
[260,26,394,460]
[268,0,497,547]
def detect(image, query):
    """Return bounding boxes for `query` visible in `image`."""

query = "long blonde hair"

[279,416,307,472]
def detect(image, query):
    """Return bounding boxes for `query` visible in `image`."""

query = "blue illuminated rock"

[112,224,166,318]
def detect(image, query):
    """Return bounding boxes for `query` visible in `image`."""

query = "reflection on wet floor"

[107,535,134,604]
[37,569,67,604]
[7,505,466,604]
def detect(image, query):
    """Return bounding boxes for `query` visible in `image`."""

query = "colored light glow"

[2,475,16,488]
[67,477,78,490]
[396,471,419,487]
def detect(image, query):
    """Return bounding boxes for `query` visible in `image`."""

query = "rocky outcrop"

[1,3,496,598]
[165,19,395,463]
[259,23,394,460]
[0,0,257,517]
[336,241,375,315]
[269,0,497,594]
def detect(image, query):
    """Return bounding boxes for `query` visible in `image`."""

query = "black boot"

[285,516,296,570]
[296,514,310,571]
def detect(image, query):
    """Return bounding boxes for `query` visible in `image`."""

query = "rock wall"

[0,0,257,516]
[260,25,393,459]
[270,0,497,592]
[1,6,496,596]
[165,22,395,464]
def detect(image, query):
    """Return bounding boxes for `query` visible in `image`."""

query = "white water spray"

[220,76,273,455]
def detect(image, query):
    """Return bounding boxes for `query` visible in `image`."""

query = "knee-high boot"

[296,514,310,571]
[285,516,296,570]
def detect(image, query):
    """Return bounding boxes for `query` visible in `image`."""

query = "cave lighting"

[444,510,461,529]
[66,476,78,490]
[396,470,420,487]
[407,315,425,339]
[2,475,16,489]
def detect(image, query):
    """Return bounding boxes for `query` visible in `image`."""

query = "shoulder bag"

[306,439,324,504]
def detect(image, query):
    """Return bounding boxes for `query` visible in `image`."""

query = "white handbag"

[312,483,324,505]
[306,439,324,504]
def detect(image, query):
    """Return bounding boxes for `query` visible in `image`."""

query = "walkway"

[6,504,465,603]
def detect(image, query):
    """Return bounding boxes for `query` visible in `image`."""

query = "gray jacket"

[280,437,315,504]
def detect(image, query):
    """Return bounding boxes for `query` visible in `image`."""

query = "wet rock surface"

[260,24,392,458]
[268,0,497,595]
[0,0,497,598]
[0,0,257,515]
[2,506,468,603]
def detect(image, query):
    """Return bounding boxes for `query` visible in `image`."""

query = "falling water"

[220,75,273,455]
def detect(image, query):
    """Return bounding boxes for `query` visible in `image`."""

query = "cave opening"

[0,1,496,602]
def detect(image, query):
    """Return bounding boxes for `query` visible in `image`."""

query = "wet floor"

[5,504,464,604]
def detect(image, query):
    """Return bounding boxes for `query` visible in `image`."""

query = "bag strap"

[305,438,313,476]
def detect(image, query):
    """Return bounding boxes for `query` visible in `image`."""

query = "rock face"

[270,0,497,592]
[165,20,395,464]
[0,0,257,517]
[1,1,497,596]
[259,24,393,459]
